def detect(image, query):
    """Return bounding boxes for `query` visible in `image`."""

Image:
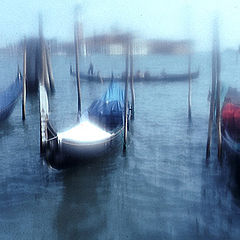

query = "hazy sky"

[0,0,240,51]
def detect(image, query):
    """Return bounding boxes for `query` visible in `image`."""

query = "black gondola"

[70,66,199,83]
[42,80,126,168]
[0,73,23,121]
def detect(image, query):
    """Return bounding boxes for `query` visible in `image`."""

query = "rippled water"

[0,52,240,239]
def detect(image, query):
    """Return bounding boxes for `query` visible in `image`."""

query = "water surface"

[0,52,240,239]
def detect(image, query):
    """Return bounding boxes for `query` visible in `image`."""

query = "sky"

[0,0,240,51]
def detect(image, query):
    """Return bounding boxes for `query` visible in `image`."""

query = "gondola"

[221,87,240,152]
[141,69,199,82]
[221,87,240,183]
[43,80,125,167]
[0,73,23,121]
[70,66,199,82]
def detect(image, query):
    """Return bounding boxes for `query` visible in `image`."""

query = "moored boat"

[0,73,23,121]
[44,80,125,168]
[221,87,240,155]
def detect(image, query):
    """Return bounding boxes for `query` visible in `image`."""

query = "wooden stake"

[206,29,217,160]
[130,40,135,120]
[74,20,81,119]
[43,46,50,91]
[188,51,192,120]
[45,47,55,91]
[39,15,44,86]
[123,41,129,149]
[216,26,222,161]
[39,84,49,153]
[22,41,26,120]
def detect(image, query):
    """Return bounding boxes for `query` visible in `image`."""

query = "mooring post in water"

[45,46,55,91]
[22,40,26,120]
[39,84,49,153]
[43,47,50,91]
[74,11,82,120]
[124,40,129,149]
[206,25,217,161]
[130,39,135,120]
[215,25,222,162]
[188,50,192,120]
[39,14,45,86]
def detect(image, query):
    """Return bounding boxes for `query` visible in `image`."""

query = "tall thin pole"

[216,25,222,161]
[22,41,26,120]
[43,47,50,90]
[74,19,81,119]
[39,14,44,86]
[206,27,217,160]
[45,47,55,91]
[123,40,129,149]
[130,40,135,120]
[188,50,192,120]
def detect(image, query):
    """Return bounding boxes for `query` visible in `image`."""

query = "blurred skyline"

[0,0,240,51]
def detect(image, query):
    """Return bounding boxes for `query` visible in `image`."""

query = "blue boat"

[0,74,23,121]
[58,81,124,155]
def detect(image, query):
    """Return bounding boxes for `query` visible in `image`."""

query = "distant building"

[85,33,130,55]
[0,30,193,56]
[133,39,148,55]
[84,34,192,55]
[109,44,124,55]
[147,39,192,55]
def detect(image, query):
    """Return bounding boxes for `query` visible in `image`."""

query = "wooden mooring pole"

[123,41,129,149]
[39,84,49,153]
[43,47,50,91]
[188,51,192,120]
[216,26,222,162]
[74,17,81,120]
[45,47,55,91]
[130,40,135,120]
[22,41,26,120]
[206,26,217,161]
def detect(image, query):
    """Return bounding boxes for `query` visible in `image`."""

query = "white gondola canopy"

[58,121,112,143]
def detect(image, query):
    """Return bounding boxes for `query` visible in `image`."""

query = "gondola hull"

[72,70,199,82]
[59,127,123,159]
[46,126,123,169]
[0,97,20,121]
[222,130,240,184]
[0,76,22,121]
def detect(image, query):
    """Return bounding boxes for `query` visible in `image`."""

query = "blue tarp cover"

[88,81,124,130]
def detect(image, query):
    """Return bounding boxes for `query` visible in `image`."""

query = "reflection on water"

[0,52,240,239]
[55,162,113,239]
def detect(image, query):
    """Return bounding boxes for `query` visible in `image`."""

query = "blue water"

[0,52,240,239]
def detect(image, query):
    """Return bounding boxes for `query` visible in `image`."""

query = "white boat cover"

[58,121,111,143]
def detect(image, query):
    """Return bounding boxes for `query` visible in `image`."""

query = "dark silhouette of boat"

[141,69,199,82]
[70,65,199,83]
[0,73,23,121]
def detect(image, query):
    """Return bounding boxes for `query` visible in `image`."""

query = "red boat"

[221,87,240,154]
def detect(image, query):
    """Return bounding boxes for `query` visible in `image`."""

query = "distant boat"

[221,87,240,155]
[43,80,126,168]
[141,69,199,82]
[70,66,199,83]
[0,73,23,121]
